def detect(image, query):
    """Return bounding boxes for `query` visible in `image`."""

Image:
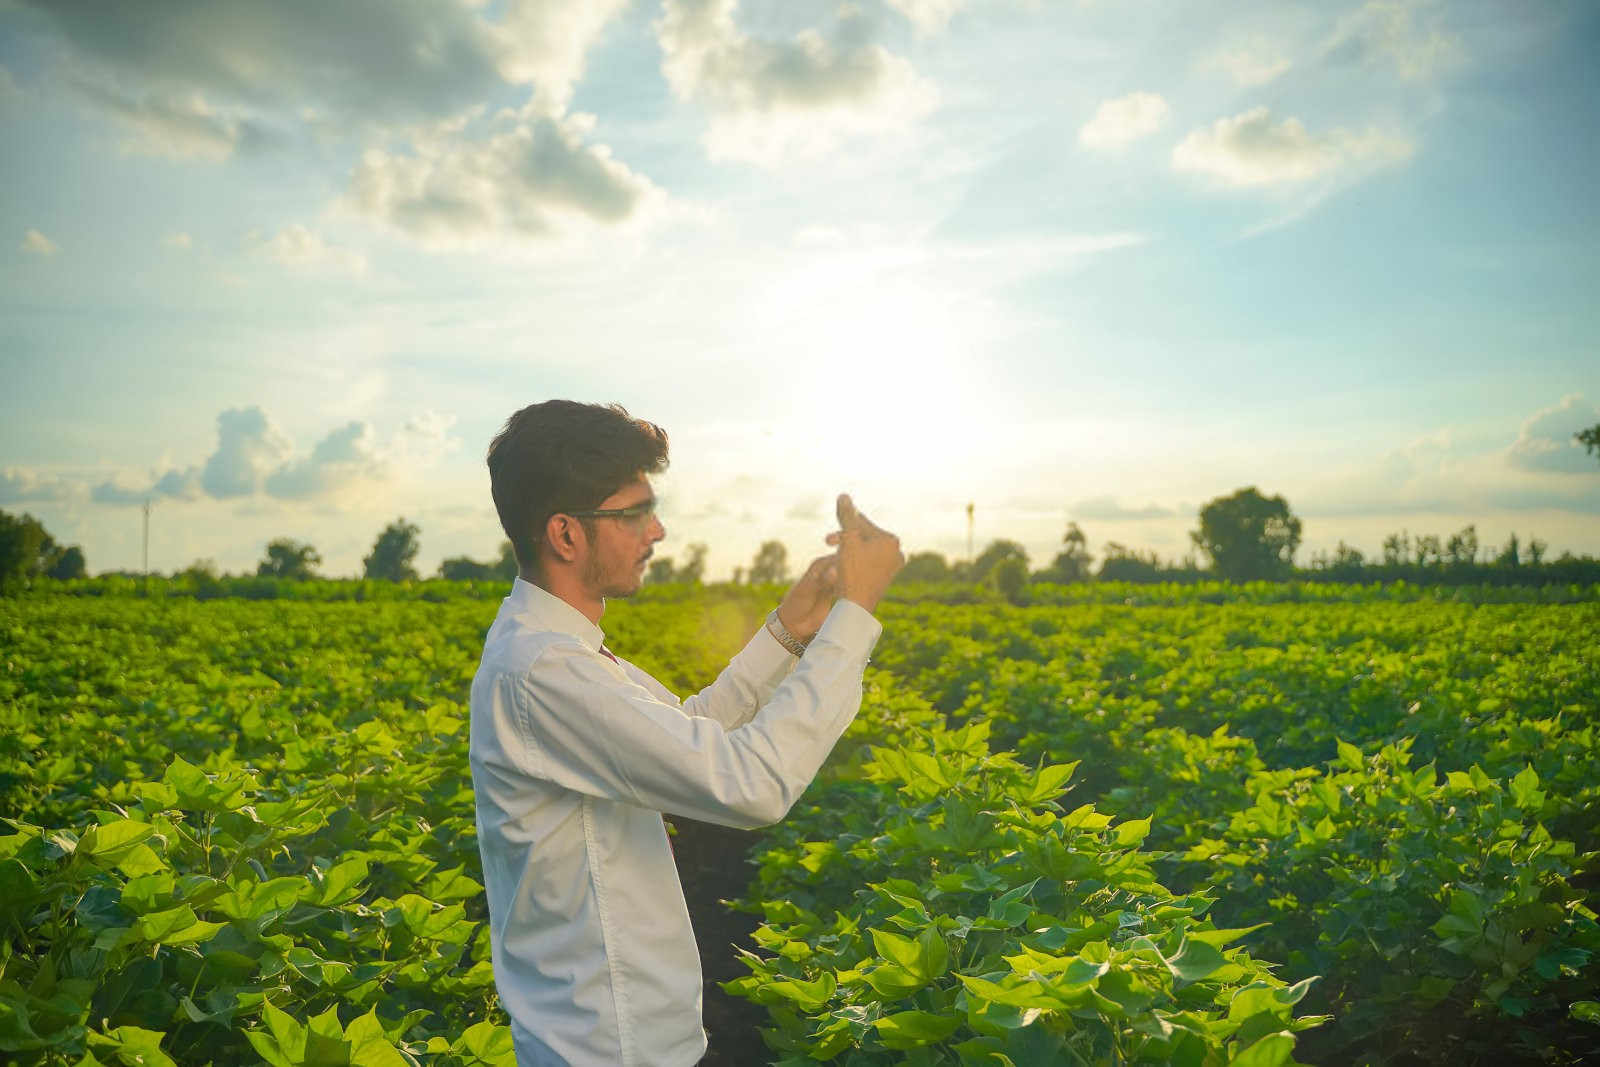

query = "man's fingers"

[825,531,842,547]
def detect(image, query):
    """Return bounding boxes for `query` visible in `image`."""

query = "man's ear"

[544,514,584,564]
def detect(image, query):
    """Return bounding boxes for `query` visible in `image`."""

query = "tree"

[990,554,1029,603]
[645,543,706,585]
[496,541,519,580]
[747,540,789,585]
[970,540,1028,584]
[1040,522,1092,583]
[0,509,81,593]
[1528,537,1548,566]
[896,551,950,584]
[258,538,322,580]
[364,518,420,581]
[1191,487,1302,581]
[1382,531,1411,566]
[1578,423,1600,462]
[1098,542,1164,582]
[1445,525,1479,567]
[46,545,86,580]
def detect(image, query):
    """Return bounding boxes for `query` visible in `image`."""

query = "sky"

[2,0,1597,580]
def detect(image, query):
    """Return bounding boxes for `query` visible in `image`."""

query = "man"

[470,399,904,1066]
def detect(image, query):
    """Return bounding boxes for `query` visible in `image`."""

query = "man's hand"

[825,494,904,614]
[776,553,840,643]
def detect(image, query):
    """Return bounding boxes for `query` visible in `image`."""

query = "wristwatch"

[764,609,810,657]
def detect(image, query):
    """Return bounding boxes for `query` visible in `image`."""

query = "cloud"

[345,110,656,245]
[19,0,510,129]
[252,224,368,276]
[1172,107,1412,187]
[656,0,938,165]
[0,64,19,106]
[1321,0,1461,81]
[164,232,192,250]
[21,229,58,255]
[1304,398,1600,519]
[1506,394,1600,475]
[1078,92,1170,151]
[1070,496,1176,521]
[92,407,461,507]
[785,496,823,521]
[69,81,255,161]
[0,468,80,505]
[489,0,633,114]
[885,0,964,34]
[1203,37,1291,87]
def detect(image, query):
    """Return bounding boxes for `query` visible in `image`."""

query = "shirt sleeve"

[501,599,882,829]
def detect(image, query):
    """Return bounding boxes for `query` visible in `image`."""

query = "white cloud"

[21,229,58,255]
[1506,394,1600,475]
[885,0,964,35]
[656,0,938,165]
[20,0,509,128]
[1204,38,1291,87]
[1078,91,1170,150]
[345,110,657,246]
[1322,0,1462,82]
[70,82,248,161]
[0,468,80,505]
[253,224,369,276]
[1172,107,1412,187]
[489,0,633,115]
[92,407,462,507]
[164,232,193,250]
[1070,496,1175,521]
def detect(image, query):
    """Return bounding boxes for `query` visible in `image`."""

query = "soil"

[667,816,776,1066]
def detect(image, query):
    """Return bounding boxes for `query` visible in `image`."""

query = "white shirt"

[469,578,883,1066]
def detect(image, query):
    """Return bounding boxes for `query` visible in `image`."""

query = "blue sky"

[2,0,1597,578]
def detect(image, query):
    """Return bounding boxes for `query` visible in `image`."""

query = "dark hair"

[487,400,669,571]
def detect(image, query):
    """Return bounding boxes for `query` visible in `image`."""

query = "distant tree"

[990,554,1029,603]
[647,543,710,585]
[1528,538,1548,565]
[46,544,87,580]
[1445,525,1479,567]
[897,550,951,584]
[1041,522,1092,582]
[1495,533,1521,568]
[0,509,75,593]
[496,541,519,580]
[364,518,421,581]
[1098,542,1164,582]
[1382,530,1411,566]
[1578,423,1600,461]
[1191,487,1302,581]
[1414,534,1443,568]
[182,559,220,578]
[258,538,322,580]
[748,540,789,585]
[645,558,677,584]
[970,540,1029,584]
[439,556,495,580]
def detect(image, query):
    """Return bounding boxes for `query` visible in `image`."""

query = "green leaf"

[310,857,369,907]
[1114,818,1152,847]
[874,1010,962,1050]
[1166,937,1228,983]
[1573,1001,1600,1026]
[1335,740,1363,771]
[1229,1030,1294,1066]
[78,820,154,862]
[85,1026,178,1067]
[345,1008,410,1067]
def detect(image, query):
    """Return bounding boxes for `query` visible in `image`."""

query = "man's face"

[580,474,666,599]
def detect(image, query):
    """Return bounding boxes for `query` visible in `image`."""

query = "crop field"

[2,584,1598,1065]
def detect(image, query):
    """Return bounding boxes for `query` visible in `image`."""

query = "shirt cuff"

[811,598,883,659]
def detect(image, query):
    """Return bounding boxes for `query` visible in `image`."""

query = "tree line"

[3,420,1596,594]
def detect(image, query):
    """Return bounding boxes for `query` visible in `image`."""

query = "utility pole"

[966,501,974,563]
[142,499,151,576]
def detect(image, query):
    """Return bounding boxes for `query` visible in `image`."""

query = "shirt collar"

[507,576,606,652]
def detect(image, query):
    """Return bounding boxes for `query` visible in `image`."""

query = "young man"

[470,400,904,1066]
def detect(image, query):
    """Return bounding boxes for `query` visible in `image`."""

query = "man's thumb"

[836,493,859,530]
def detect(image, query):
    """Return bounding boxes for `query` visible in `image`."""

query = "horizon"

[3,0,1597,579]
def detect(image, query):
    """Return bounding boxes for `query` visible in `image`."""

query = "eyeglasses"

[564,498,658,530]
